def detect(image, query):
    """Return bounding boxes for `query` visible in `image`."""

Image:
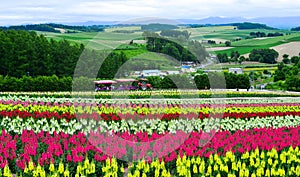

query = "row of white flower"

[1,115,300,135]
[1,95,299,105]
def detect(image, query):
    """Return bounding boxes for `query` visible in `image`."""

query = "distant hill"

[251,16,300,29]
[141,23,178,31]
[0,23,105,33]
[229,22,276,30]
[183,22,276,30]
[178,16,300,29]
[291,26,300,31]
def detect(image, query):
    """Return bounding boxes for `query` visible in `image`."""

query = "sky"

[1,0,300,26]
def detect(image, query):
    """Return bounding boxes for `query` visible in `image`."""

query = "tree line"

[291,27,300,31]
[0,23,105,33]
[0,75,72,92]
[0,72,250,92]
[217,49,278,64]
[231,22,276,30]
[248,32,283,38]
[160,30,191,40]
[147,72,250,90]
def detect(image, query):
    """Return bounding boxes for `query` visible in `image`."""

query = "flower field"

[0,94,300,176]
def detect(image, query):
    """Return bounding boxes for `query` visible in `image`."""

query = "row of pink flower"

[1,125,300,169]
[1,99,299,108]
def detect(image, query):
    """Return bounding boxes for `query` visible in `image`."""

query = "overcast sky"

[1,0,300,26]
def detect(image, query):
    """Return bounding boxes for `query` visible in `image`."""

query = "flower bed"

[1,90,300,99]
[0,94,300,176]
[1,126,300,176]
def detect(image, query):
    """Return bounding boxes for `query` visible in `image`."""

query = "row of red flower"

[1,99,299,108]
[1,125,300,170]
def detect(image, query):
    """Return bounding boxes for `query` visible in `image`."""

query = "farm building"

[141,70,161,77]
[181,65,196,73]
[166,70,180,75]
[181,61,196,67]
[229,68,244,74]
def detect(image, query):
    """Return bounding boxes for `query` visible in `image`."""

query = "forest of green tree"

[0,29,128,79]
[248,31,283,38]
[144,36,208,63]
[217,49,278,64]
[273,60,300,91]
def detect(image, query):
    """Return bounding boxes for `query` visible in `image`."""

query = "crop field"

[187,26,290,41]
[39,31,143,50]
[206,62,277,69]
[271,42,300,60]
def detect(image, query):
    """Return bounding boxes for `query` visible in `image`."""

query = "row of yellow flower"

[1,103,299,115]
[2,146,300,177]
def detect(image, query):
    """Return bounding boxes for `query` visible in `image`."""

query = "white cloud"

[0,0,300,25]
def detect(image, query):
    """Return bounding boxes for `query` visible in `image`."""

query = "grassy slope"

[39,30,179,70]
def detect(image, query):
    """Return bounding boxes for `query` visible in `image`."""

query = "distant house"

[210,55,217,60]
[181,61,196,67]
[181,65,191,72]
[229,68,243,74]
[201,40,209,44]
[131,71,141,77]
[181,66,196,73]
[141,70,161,77]
[166,71,180,75]
[134,71,141,75]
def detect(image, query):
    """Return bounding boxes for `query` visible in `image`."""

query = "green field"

[185,26,290,41]
[38,25,300,71]
[214,33,300,55]
[38,31,143,50]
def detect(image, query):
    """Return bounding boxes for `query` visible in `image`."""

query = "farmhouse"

[141,70,161,77]
[229,68,244,74]
[181,65,196,73]
[166,70,180,75]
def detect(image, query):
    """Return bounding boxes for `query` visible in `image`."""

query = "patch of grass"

[115,48,148,58]
[39,31,143,48]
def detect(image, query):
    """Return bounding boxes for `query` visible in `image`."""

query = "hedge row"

[0,72,250,92]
